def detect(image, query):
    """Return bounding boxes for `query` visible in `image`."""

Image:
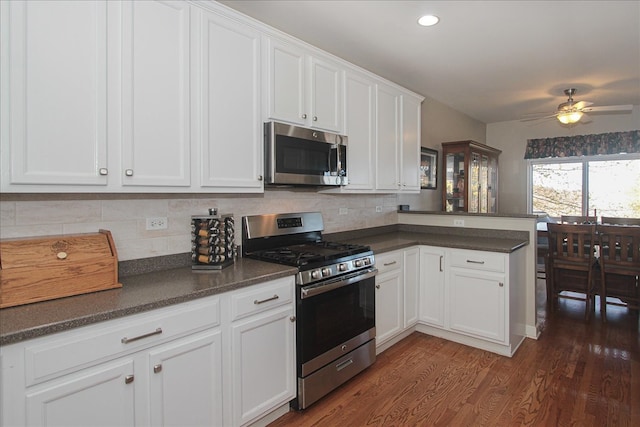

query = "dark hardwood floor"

[269,279,640,426]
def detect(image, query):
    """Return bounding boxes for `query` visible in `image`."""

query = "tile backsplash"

[0,190,399,261]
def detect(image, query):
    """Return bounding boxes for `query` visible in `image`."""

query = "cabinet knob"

[499,282,504,287]
[258,175,263,181]
[153,364,162,374]
[125,169,134,177]
[99,168,108,176]
[125,375,134,384]
[313,116,318,121]
[289,316,296,322]
[375,284,381,289]
[301,113,307,119]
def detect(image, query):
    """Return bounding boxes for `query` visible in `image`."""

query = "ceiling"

[219,0,640,124]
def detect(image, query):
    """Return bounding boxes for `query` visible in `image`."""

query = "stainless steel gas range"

[241,212,377,409]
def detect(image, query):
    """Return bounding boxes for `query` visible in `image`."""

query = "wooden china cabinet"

[441,140,501,213]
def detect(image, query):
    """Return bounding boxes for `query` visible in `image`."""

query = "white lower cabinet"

[25,359,136,426]
[149,330,223,427]
[403,247,420,328]
[1,276,296,427]
[228,278,296,426]
[419,246,446,328]
[375,247,420,351]
[375,250,404,346]
[416,245,526,357]
[449,268,505,342]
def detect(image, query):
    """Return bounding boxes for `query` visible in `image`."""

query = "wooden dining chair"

[547,223,598,320]
[560,215,597,224]
[600,216,640,226]
[596,225,640,322]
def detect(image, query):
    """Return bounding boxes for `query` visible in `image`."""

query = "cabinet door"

[26,359,135,427]
[343,70,376,190]
[265,37,306,126]
[400,95,421,191]
[1,0,108,188]
[449,268,506,342]
[403,247,420,327]
[375,269,403,345]
[230,306,295,427]
[419,246,446,327]
[120,0,191,187]
[375,83,400,191]
[198,9,262,191]
[308,56,343,132]
[149,330,223,427]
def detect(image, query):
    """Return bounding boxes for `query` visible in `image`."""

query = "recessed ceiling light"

[418,14,439,27]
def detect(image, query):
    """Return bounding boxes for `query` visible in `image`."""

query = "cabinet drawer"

[230,276,294,321]
[24,296,220,386]
[376,251,402,274]
[449,249,505,273]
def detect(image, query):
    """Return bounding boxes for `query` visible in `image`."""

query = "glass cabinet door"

[445,151,465,212]
[480,154,489,212]
[469,152,480,213]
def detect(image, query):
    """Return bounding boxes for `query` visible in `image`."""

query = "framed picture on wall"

[420,148,438,189]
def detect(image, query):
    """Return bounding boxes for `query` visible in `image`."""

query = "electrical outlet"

[146,217,167,230]
[375,206,383,213]
[339,208,348,215]
[453,219,465,227]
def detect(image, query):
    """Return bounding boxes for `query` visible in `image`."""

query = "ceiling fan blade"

[519,112,557,122]
[582,105,633,113]
[573,101,593,110]
[579,113,592,124]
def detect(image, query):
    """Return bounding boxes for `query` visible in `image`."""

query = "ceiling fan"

[521,88,633,125]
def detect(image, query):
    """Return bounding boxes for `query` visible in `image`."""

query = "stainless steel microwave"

[264,121,348,186]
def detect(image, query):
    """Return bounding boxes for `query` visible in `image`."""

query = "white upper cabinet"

[196,7,263,191]
[400,94,422,192]
[120,0,191,188]
[1,0,109,188]
[341,69,376,191]
[375,82,422,193]
[265,36,343,132]
[375,83,401,191]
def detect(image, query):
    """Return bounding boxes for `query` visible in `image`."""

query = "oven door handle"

[300,268,378,299]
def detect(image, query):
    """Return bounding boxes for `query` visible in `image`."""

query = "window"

[529,154,640,218]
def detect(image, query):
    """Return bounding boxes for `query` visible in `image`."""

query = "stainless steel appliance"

[242,212,376,409]
[264,121,348,186]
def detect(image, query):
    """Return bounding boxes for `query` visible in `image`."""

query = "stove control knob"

[338,263,348,272]
[321,267,331,277]
[364,258,371,265]
[311,270,322,279]
[354,259,363,268]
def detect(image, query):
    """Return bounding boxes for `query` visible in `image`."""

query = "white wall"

[488,108,640,214]
[398,96,487,211]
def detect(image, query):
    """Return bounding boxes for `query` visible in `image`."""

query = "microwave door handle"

[331,144,345,177]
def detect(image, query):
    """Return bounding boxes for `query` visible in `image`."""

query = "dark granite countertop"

[0,258,297,346]
[0,225,528,346]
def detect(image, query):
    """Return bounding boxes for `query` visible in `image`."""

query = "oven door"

[296,268,376,377]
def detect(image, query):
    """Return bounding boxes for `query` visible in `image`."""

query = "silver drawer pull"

[466,260,485,264]
[121,327,162,344]
[124,375,134,384]
[153,364,163,374]
[383,261,397,266]
[254,294,279,305]
[336,358,353,371]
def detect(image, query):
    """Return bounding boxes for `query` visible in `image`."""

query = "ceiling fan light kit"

[557,110,583,124]
[521,87,633,125]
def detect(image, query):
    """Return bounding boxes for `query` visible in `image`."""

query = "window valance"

[524,130,640,159]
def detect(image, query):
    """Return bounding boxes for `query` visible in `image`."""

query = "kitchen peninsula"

[1,217,532,427]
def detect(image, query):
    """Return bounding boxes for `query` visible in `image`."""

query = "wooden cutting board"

[0,230,122,308]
